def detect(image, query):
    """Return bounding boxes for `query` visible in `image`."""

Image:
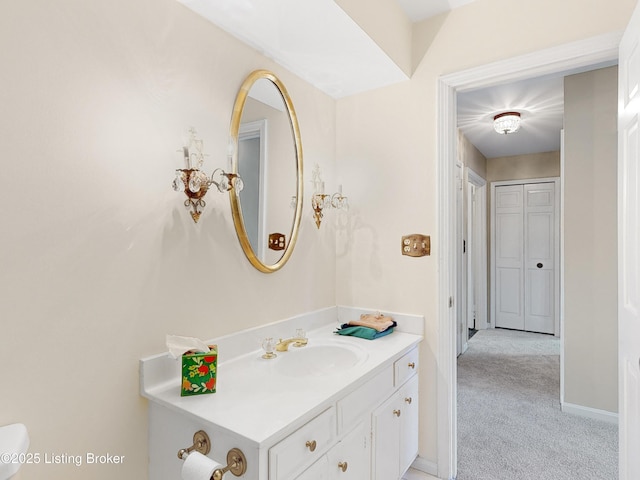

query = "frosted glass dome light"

[493,111,521,135]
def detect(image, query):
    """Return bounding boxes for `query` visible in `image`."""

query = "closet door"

[493,182,557,334]
[494,185,525,330]
[524,183,555,334]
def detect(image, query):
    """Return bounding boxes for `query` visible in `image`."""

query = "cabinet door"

[372,393,401,480]
[327,420,370,479]
[295,455,330,480]
[399,376,419,476]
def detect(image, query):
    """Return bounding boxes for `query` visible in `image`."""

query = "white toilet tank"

[0,424,29,480]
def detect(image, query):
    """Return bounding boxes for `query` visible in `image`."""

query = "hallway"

[457,329,617,480]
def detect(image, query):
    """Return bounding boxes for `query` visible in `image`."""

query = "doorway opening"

[436,32,621,479]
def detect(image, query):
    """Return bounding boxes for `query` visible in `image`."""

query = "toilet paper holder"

[178,430,248,479]
[178,430,211,459]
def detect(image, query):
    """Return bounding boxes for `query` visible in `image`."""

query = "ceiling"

[178,0,408,98]
[456,74,565,159]
[178,0,610,159]
[396,0,477,22]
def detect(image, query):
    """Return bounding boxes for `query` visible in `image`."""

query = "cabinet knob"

[405,397,412,404]
[338,461,348,472]
[393,409,401,417]
[305,440,317,452]
[408,362,415,369]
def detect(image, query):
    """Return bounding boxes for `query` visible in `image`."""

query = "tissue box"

[181,346,217,397]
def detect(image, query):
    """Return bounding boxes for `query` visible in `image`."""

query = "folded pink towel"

[348,313,395,332]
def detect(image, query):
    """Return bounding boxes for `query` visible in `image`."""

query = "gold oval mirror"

[229,70,303,273]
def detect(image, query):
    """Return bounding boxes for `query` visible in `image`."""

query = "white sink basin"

[275,343,367,377]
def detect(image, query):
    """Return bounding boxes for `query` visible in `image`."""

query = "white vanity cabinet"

[372,355,419,480]
[140,309,423,480]
[277,347,419,480]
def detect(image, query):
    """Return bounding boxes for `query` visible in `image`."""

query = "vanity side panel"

[148,402,260,480]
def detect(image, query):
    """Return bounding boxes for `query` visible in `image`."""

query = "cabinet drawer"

[394,348,418,387]
[269,407,336,480]
[337,365,393,434]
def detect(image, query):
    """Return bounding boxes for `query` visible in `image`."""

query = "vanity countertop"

[141,320,421,447]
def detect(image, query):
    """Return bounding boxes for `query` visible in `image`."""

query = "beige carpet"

[457,328,617,480]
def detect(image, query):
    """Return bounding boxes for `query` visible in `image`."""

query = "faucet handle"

[261,337,277,359]
[293,329,308,348]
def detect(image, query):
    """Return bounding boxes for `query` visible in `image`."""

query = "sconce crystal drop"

[172,172,185,192]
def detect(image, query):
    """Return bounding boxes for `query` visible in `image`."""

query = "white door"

[524,183,556,334]
[493,181,557,334]
[494,185,525,330]
[618,2,640,478]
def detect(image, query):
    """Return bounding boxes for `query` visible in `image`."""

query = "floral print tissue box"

[181,346,217,396]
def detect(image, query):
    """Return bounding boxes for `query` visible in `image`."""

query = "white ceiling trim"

[448,32,623,92]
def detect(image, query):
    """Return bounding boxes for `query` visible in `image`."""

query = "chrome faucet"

[275,336,308,351]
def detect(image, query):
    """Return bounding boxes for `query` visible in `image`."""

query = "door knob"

[393,409,401,417]
[305,440,316,452]
[537,263,543,268]
[338,461,348,472]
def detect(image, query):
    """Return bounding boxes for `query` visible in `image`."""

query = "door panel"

[526,269,553,332]
[497,214,523,260]
[495,185,524,330]
[524,183,555,334]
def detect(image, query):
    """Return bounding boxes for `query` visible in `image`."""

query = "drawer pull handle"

[393,409,401,417]
[405,397,412,404]
[408,362,415,369]
[338,461,348,472]
[305,440,317,452]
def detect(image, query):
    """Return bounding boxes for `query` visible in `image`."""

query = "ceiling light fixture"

[493,111,521,135]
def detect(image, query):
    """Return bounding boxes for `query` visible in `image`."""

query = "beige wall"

[0,1,336,479]
[458,129,488,179]
[563,66,618,413]
[0,0,633,479]
[487,151,561,182]
[336,0,633,467]
[336,0,412,75]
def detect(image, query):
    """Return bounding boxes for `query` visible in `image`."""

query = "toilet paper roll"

[181,452,224,480]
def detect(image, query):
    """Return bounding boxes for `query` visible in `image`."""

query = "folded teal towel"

[334,325,394,340]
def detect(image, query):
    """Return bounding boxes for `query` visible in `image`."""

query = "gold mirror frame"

[229,70,303,273]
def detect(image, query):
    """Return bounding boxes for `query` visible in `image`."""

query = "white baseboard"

[410,456,439,476]
[561,402,618,424]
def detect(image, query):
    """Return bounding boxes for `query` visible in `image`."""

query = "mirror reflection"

[229,71,303,273]
[237,79,297,263]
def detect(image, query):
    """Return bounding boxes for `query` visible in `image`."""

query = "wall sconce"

[172,128,244,223]
[310,164,348,229]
